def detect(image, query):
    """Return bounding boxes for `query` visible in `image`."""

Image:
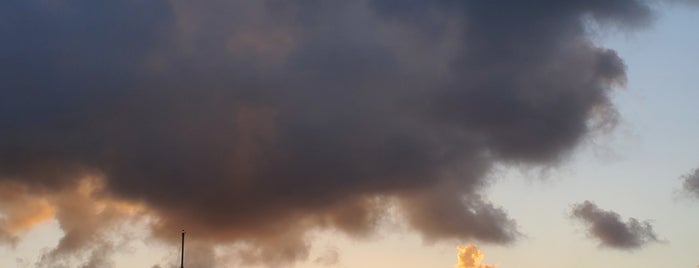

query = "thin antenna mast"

[180,230,185,268]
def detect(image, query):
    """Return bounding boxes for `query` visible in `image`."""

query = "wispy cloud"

[314,247,340,266]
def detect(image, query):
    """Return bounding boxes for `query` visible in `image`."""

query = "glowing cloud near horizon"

[455,244,496,268]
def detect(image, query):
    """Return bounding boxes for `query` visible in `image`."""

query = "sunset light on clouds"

[1,0,699,267]
[455,244,495,268]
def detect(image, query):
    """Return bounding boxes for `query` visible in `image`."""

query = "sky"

[1,1,698,267]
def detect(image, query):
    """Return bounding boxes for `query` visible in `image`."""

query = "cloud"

[36,178,147,267]
[314,248,340,266]
[455,244,495,268]
[669,0,699,6]
[681,168,699,199]
[0,178,146,267]
[0,182,55,245]
[571,201,660,249]
[0,0,664,265]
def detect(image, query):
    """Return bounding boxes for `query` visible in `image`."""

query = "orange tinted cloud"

[1,177,149,267]
[0,183,56,242]
[455,244,496,268]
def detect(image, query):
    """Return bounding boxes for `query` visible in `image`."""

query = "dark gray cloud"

[681,168,699,199]
[571,201,660,249]
[0,0,663,265]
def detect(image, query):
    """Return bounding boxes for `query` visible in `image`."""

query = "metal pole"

[181,230,185,268]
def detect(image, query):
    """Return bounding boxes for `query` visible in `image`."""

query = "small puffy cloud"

[455,244,496,268]
[681,168,699,199]
[571,201,660,250]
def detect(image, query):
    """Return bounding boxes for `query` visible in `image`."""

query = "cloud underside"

[571,201,660,250]
[0,0,661,266]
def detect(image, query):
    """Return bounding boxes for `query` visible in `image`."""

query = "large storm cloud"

[0,0,658,266]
